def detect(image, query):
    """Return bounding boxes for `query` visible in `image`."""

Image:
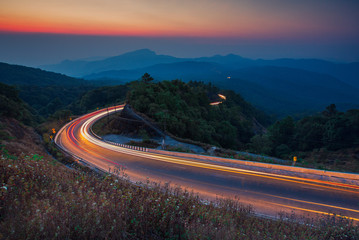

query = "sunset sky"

[1,0,358,66]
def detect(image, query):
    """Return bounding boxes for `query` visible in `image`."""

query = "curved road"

[55,105,359,222]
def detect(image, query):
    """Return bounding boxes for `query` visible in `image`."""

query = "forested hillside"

[0,82,34,125]
[0,62,85,86]
[249,104,359,171]
[126,76,269,149]
[69,85,128,114]
[0,62,95,117]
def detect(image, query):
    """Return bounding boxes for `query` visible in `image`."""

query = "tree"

[322,104,338,117]
[268,116,295,148]
[141,73,154,83]
[248,134,272,155]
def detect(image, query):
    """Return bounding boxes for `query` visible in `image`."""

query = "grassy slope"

[1,120,358,239]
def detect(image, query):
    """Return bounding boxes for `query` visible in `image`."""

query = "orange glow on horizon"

[0,20,260,38]
[0,19,183,37]
[1,21,330,40]
[1,0,357,41]
[0,10,314,39]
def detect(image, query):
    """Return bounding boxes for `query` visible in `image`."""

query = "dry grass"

[1,146,358,240]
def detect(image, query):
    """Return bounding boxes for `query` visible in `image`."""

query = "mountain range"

[40,49,359,117]
[41,49,183,78]
[41,49,359,88]
[0,49,352,117]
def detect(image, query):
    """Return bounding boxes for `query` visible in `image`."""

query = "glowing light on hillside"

[210,94,227,106]
[210,102,221,106]
[218,94,226,100]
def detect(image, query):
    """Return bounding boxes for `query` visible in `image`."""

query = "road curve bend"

[55,105,359,222]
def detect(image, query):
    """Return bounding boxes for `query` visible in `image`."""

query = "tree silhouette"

[322,104,338,117]
[141,73,154,83]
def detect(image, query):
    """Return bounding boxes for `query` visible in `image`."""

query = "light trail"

[258,192,359,214]
[67,117,120,167]
[218,94,226,100]
[209,101,221,105]
[269,202,359,222]
[55,105,359,222]
[78,113,359,193]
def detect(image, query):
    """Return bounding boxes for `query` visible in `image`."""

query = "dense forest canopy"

[126,77,269,149]
[0,62,96,117]
[249,104,359,158]
[69,85,129,114]
[0,82,34,125]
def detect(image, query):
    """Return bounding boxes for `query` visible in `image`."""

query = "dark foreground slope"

[1,131,358,239]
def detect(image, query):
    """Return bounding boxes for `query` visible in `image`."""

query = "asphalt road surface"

[55,105,359,222]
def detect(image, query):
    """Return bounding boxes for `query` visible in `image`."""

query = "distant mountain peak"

[225,53,244,58]
[122,48,156,57]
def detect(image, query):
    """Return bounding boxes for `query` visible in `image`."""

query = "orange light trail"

[270,202,359,222]
[209,102,221,106]
[218,94,226,100]
[61,106,124,167]
[55,105,359,223]
[76,108,359,194]
[260,192,359,214]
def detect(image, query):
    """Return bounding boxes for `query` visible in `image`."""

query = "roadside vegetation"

[1,148,358,239]
[248,104,359,172]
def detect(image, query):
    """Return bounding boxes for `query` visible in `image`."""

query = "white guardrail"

[89,125,150,152]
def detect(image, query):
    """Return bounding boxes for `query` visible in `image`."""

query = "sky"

[1,0,359,66]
